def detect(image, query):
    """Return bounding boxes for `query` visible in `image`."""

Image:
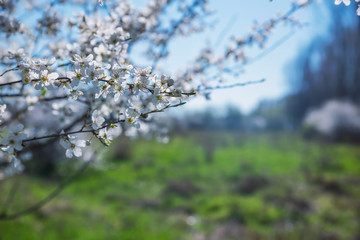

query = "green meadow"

[1,132,359,240]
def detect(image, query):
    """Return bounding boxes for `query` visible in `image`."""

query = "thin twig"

[215,14,238,47]
[0,67,19,78]
[228,31,296,71]
[200,79,265,91]
[23,110,91,150]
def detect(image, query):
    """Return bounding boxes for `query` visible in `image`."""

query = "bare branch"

[0,77,71,88]
[0,177,20,217]
[0,80,22,87]
[0,155,96,221]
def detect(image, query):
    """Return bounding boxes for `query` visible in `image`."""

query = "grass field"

[0,132,360,240]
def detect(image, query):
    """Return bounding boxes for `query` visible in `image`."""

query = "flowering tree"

[0,0,357,219]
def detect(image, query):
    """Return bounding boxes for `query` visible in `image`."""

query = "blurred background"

[1,1,360,239]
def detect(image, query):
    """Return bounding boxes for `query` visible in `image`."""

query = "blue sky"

[131,0,332,113]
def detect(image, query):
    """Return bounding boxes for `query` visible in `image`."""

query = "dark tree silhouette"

[286,2,360,127]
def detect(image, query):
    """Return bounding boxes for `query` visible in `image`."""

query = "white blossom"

[2,124,27,153]
[134,67,153,86]
[92,110,105,129]
[34,69,59,90]
[60,135,86,158]
[98,128,113,145]
[125,108,140,129]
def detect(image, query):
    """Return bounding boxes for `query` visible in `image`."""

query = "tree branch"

[0,77,71,88]
[0,177,20,217]
[0,156,95,221]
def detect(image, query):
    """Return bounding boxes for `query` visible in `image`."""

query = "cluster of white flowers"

[1,124,27,154]
[0,48,188,161]
[335,0,360,15]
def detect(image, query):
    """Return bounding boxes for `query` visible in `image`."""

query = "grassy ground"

[0,132,360,240]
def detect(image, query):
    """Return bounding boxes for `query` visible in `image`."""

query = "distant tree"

[224,105,243,131]
[251,99,290,131]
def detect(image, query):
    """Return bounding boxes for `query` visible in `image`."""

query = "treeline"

[172,103,288,132]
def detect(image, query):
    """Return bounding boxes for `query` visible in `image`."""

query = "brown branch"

[0,80,22,87]
[141,101,186,118]
[22,110,91,151]
[0,155,95,221]
[1,101,186,148]
[41,95,70,101]
[0,77,71,88]
[0,177,20,217]
[8,119,123,149]
[0,94,22,97]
